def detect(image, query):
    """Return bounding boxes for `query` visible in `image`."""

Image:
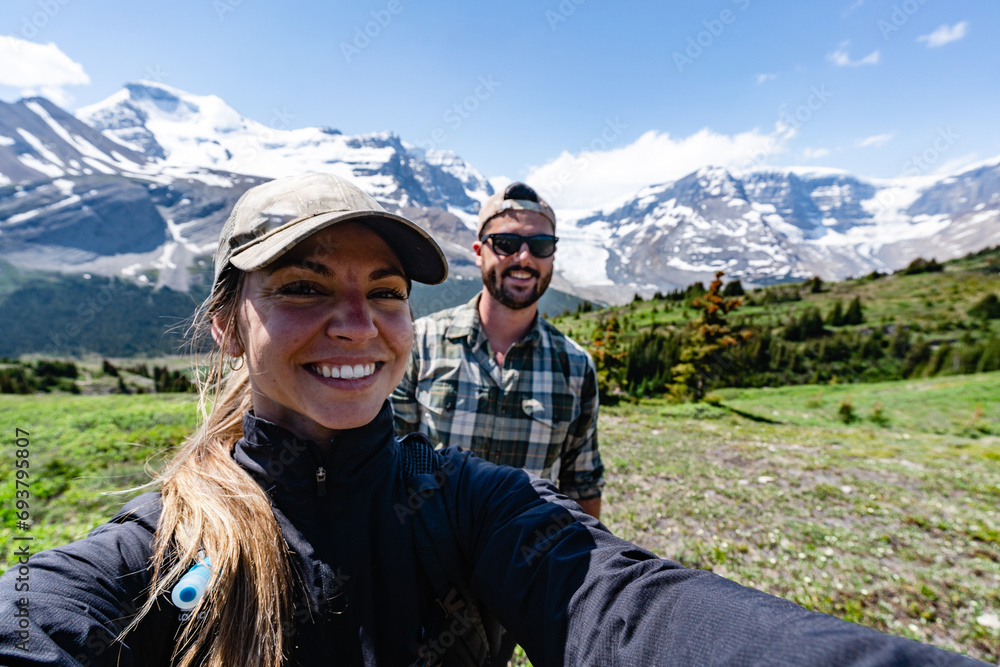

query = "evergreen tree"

[624,331,682,397]
[750,331,772,371]
[801,307,826,338]
[843,296,864,325]
[901,339,931,377]
[889,327,911,359]
[826,300,844,326]
[977,336,1000,372]
[722,280,745,297]
[670,272,752,401]
[589,315,628,404]
[860,330,885,360]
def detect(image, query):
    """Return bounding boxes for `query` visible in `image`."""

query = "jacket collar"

[235,401,397,497]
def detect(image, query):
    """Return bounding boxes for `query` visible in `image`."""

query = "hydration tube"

[170,554,212,610]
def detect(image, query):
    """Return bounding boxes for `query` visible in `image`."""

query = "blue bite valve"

[170,556,212,610]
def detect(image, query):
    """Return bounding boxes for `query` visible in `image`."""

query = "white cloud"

[524,126,789,210]
[488,175,512,196]
[0,37,89,104]
[858,133,893,148]
[756,73,778,85]
[917,21,969,48]
[828,46,880,67]
[20,84,75,108]
[931,153,979,176]
[802,147,831,160]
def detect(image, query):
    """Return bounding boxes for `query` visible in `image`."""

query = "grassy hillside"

[0,257,589,358]
[555,247,1000,340]
[0,269,208,358]
[1,373,997,662]
[0,393,197,555]
[550,246,1000,399]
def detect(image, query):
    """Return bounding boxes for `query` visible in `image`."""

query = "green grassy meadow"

[1,374,998,663]
[599,374,999,663]
[0,394,196,555]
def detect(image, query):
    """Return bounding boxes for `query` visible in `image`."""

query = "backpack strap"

[398,434,502,667]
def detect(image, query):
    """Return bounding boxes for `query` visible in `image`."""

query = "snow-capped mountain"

[76,81,492,219]
[0,96,148,184]
[1,81,999,306]
[0,82,495,291]
[556,162,1000,303]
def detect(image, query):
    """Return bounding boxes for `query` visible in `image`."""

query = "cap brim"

[228,209,448,285]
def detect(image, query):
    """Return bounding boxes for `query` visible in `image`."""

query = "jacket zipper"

[316,467,327,496]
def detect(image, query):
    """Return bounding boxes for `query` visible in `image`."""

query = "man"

[392,182,603,519]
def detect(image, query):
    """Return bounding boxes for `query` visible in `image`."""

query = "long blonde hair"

[130,267,295,667]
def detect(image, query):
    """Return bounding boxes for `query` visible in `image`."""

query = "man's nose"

[514,241,533,260]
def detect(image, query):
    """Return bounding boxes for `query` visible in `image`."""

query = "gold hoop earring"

[228,355,245,371]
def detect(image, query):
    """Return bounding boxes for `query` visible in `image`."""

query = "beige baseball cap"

[213,173,448,288]
[477,182,556,238]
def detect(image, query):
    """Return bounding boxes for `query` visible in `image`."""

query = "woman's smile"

[307,361,379,379]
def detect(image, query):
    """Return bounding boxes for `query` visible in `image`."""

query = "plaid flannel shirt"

[391,295,604,500]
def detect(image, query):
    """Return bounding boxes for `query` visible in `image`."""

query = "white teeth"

[315,363,377,379]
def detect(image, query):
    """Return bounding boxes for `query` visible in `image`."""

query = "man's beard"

[482,264,552,310]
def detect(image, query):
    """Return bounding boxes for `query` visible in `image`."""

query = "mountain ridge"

[0,82,998,306]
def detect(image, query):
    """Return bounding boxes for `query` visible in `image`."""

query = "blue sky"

[2,0,997,209]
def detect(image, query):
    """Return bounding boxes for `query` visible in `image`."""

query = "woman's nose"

[325,296,378,341]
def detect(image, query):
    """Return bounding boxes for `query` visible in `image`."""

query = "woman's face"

[234,221,413,444]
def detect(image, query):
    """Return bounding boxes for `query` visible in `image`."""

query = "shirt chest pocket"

[520,394,578,447]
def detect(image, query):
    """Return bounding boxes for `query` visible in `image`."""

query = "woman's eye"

[372,287,408,300]
[277,281,322,296]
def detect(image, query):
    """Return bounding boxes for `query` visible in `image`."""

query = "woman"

[0,173,984,666]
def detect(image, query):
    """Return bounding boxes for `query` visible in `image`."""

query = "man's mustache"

[502,266,540,278]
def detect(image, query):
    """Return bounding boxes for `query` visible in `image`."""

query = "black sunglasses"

[482,233,559,258]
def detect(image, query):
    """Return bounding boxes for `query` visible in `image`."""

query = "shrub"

[969,293,1000,320]
[838,398,857,424]
[869,400,890,427]
[35,360,79,379]
[0,367,34,394]
[702,393,724,405]
[153,366,196,393]
[901,257,944,275]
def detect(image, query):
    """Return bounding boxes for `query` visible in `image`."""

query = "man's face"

[474,210,555,311]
